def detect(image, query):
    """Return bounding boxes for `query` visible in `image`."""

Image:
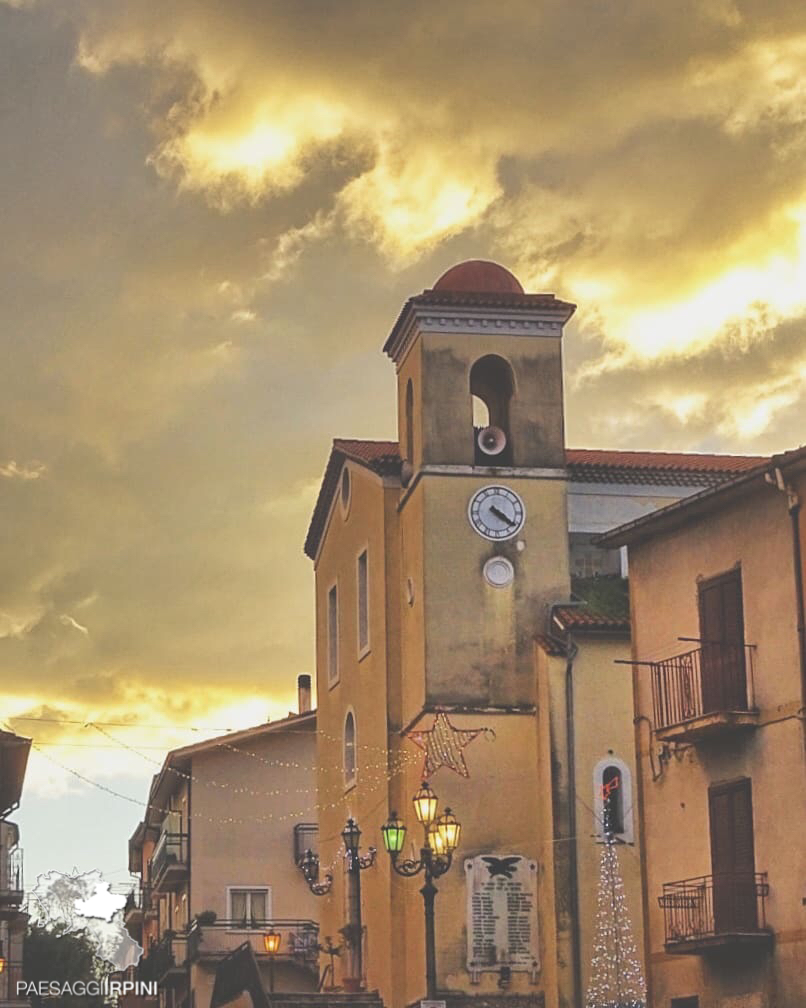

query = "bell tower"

[384,261,576,710]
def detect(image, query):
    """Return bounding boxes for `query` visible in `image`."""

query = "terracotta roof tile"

[552,605,630,633]
[566,449,767,486]
[332,438,401,476]
[534,633,568,657]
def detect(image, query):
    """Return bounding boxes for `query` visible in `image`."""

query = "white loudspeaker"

[477,426,507,456]
[400,459,414,487]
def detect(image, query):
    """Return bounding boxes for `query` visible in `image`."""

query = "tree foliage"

[23,922,110,1008]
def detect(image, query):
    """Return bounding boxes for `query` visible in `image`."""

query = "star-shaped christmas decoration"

[406,711,495,778]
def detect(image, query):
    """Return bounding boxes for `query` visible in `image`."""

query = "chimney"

[297,674,312,714]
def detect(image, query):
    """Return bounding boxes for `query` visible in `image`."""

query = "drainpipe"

[766,468,806,750]
[565,634,583,1007]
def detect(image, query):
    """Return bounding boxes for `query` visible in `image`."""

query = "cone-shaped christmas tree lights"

[585,806,647,1008]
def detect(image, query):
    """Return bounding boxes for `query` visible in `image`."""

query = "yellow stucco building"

[303,261,756,1008]
[600,445,806,1008]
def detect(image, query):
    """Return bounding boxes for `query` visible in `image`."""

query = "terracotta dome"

[433,260,524,294]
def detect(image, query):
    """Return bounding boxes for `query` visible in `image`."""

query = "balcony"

[186,918,319,975]
[138,932,188,987]
[649,643,758,742]
[0,961,25,1005]
[0,849,23,921]
[659,873,772,955]
[148,832,188,893]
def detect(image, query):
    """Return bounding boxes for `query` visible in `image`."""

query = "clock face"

[468,485,526,540]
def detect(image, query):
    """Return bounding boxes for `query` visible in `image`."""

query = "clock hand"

[490,504,512,524]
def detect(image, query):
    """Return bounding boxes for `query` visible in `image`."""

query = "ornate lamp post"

[262,929,280,993]
[381,782,461,1000]
[341,818,376,991]
[298,818,375,992]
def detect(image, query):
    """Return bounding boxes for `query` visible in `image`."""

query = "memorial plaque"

[465,854,539,979]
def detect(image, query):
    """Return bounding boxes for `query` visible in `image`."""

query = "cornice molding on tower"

[384,299,574,368]
[396,463,568,511]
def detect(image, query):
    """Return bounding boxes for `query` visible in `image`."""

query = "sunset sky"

[2,0,806,883]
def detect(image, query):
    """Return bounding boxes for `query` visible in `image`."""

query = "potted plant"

[195,910,217,925]
[338,924,364,992]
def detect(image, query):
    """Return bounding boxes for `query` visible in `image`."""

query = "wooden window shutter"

[708,778,757,932]
[698,569,747,712]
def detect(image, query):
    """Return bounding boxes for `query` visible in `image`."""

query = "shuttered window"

[357,549,369,656]
[708,777,757,932]
[698,568,747,712]
[327,584,339,684]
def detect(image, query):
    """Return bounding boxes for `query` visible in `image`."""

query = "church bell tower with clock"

[383,260,576,711]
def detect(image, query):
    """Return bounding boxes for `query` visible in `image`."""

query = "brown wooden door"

[709,778,757,933]
[698,569,746,713]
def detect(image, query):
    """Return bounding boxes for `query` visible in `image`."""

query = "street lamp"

[263,929,280,993]
[298,818,375,993]
[299,848,334,896]
[382,783,461,1000]
[340,818,376,992]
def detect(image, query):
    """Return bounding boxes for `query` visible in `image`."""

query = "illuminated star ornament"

[406,711,495,778]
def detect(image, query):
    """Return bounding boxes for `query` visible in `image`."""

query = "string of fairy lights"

[0,717,421,829]
[89,722,416,799]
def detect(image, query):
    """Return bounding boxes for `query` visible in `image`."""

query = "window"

[357,549,369,656]
[340,466,351,514]
[327,584,339,685]
[593,756,634,843]
[405,379,414,465]
[344,710,356,787]
[602,764,624,834]
[228,887,271,927]
[671,998,699,1008]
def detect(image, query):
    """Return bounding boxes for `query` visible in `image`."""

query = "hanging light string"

[88,723,418,800]
[12,728,418,828]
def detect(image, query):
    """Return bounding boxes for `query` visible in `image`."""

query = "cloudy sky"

[2,0,805,881]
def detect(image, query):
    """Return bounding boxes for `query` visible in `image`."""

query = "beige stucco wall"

[629,479,806,1008]
[570,636,645,997]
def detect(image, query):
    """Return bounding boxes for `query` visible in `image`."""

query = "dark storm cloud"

[0,0,805,774]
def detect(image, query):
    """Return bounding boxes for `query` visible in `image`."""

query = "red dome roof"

[433,260,524,294]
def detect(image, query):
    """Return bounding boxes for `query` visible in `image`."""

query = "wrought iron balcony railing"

[138,931,188,985]
[0,961,25,1002]
[649,642,757,740]
[659,872,771,953]
[186,918,319,969]
[0,847,23,906]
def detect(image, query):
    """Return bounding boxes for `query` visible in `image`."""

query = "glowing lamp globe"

[263,930,281,955]
[413,781,438,827]
[436,808,461,853]
[381,812,406,854]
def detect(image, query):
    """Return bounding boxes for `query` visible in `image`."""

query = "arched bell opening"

[470,354,515,466]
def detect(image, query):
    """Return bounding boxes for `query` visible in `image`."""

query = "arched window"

[593,755,633,843]
[470,355,515,465]
[344,710,356,788]
[405,380,414,465]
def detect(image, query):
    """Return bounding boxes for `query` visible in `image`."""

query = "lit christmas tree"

[585,807,647,1008]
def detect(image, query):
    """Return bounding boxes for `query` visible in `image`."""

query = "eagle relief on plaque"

[465,854,540,984]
